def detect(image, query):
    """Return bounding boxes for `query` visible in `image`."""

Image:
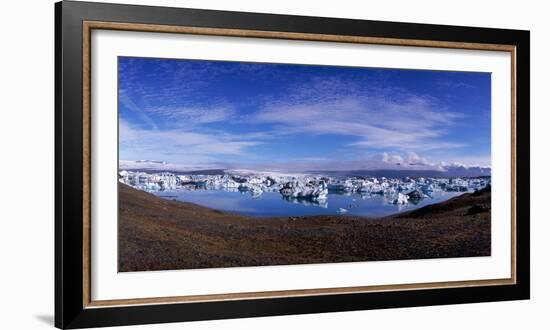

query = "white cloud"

[118,65,486,170]
[119,119,262,166]
[405,151,430,166]
[253,92,465,152]
[245,151,488,173]
[145,105,235,126]
[381,152,404,164]
[119,92,158,130]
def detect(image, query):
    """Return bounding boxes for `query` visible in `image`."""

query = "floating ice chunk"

[406,189,424,200]
[393,192,409,205]
[120,169,491,206]
[238,183,250,191]
[327,179,353,192]
[279,180,328,201]
[337,208,348,213]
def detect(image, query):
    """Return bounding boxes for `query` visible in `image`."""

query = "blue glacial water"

[154,189,467,218]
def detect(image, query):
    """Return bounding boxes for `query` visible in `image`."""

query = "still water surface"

[154,188,466,218]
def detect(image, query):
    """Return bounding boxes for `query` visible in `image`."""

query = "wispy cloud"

[253,85,465,152]
[436,79,477,90]
[145,105,235,126]
[234,151,483,172]
[119,119,262,166]
[118,58,490,170]
[119,92,158,130]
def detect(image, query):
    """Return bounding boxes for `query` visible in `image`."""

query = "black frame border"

[55,1,530,328]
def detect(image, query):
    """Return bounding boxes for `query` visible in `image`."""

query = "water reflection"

[281,195,328,208]
[154,188,466,218]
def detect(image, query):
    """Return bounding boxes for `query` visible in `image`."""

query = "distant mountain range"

[120,160,490,178]
[311,167,490,178]
[119,160,225,175]
[437,163,491,177]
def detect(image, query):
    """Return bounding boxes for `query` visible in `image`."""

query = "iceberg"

[393,192,409,205]
[280,180,328,201]
[119,169,491,210]
[406,189,425,200]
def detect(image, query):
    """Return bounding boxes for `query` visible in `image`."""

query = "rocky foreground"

[119,183,491,272]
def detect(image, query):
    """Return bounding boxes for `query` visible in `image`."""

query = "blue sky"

[118,56,491,171]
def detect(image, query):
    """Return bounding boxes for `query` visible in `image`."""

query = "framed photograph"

[55,1,530,328]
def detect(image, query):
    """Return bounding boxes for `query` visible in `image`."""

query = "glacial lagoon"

[119,170,490,218]
[154,188,467,218]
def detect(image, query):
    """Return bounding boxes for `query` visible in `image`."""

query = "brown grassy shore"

[119,183,491,272]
